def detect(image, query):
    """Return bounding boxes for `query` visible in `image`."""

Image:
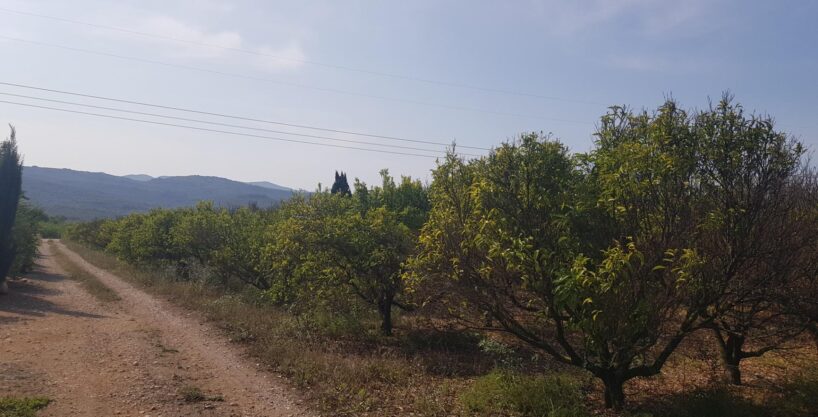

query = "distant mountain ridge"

[23,166,297,220]
[122,174,153,182]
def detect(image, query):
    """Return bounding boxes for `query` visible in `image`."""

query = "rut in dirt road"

[0,240,314,417]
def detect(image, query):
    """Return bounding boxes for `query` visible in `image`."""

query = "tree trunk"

[718,333,745,385]
[378,298,393,336]
[724,356,742,385]
[808,322,818,353]
[0,248,13,285]
[601,373,626,410]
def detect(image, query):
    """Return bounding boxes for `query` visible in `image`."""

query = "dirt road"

[0,241,313,417]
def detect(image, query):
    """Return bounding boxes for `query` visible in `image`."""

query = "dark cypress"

[330,171,351,196]
[0,126,23,285]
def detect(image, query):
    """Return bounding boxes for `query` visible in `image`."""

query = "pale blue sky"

[0,0,815,189]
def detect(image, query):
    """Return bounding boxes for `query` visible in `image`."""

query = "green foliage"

[412,98,813,409]
[0,125,23,281]
[0,397,50,417]
[9,203,47,275]
[412,130,701,408]
[38,216,66,239]
[478,338,523,370]
[461,370,588,417]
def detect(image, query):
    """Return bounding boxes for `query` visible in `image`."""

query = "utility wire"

[0,91,480,156]
[0,6,605,106]
[0,35,592,125]
[0,99,450,158]
[0,81,492,151]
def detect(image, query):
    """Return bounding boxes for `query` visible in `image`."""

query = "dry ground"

[0,240,314,417]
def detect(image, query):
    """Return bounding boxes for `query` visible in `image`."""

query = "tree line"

[66,96,818,409]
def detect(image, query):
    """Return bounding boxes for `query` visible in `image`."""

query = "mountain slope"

[123,174,153,182]
[23,166,296,220]
[247,181,293,191]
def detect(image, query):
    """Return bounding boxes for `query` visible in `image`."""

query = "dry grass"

[49,241,120,302]
[61,240,818,417]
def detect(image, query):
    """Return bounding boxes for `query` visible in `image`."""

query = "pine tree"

[330,171,351,196]
[0,125,23,287]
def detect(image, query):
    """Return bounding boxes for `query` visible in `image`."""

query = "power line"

[0,6,605,106]
[0,91,481,156]
[0,99,450,158]
[0,35,592,125]
[0,80,491,151]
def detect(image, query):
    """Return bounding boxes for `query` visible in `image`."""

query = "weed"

[178,385,223,402]
[155,342,179,353]
[178,385,205,402]
[0,397,50,417]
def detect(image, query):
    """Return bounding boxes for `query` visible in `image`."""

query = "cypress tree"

[0,125,23,288]
[330,171,351,196]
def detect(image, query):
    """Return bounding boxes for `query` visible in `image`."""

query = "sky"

[0,0,816,189]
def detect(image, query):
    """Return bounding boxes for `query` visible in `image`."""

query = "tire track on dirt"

[0,241,313,417]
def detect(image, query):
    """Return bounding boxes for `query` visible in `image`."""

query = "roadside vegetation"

[0,126,58,285]
[63,96,818,416]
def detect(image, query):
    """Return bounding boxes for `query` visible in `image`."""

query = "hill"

[246,181,293,191]
[22,166,297,220]
[122,174,153,182]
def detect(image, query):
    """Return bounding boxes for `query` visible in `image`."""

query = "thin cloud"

[137,15,243,58]
[255,43,307,71]
[530,0,718,37]
[89,13,306,72]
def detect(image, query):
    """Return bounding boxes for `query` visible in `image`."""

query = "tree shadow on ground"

[0,263,105,320]
[636,382,818,417]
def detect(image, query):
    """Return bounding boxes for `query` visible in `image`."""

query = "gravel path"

[0,240,313,417]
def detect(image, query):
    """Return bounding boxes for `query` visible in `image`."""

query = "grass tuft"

[461,369,589,417]
[0,397,50,417]
[178,385,205,402]
[178,385,223,403]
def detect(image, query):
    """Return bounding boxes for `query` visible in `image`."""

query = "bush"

[461,369,588,417]
[9,203,46,275]
[38,215,66,239]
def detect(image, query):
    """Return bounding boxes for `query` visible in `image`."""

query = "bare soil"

[0,240,314,417]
